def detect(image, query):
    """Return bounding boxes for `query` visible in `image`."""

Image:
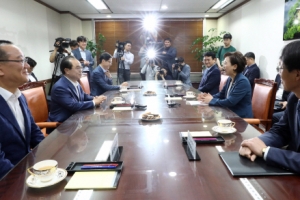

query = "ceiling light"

[162,5,168,10]
[205,14,209,17]
[143,14,158,31]
[107,15,111,18]
[87,0,107,10]
[212,0,234,9]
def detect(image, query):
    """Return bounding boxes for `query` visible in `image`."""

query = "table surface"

[0,80,299,200]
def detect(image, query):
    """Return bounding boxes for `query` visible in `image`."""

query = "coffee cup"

[27,160,58,182]
[186,91,194,97]
[217,119,235,132]
[113,97,123,102]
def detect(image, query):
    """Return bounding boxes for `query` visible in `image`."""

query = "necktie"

[76,85,81,100]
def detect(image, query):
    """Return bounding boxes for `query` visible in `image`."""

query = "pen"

[82,164,118,167]
[81,166,117,169]
[193,138,218,141]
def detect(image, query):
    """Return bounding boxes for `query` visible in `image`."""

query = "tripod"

[48,52,65,95]
[116,51,126,84]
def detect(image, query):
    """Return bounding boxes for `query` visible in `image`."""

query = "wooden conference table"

[0,81,299,200]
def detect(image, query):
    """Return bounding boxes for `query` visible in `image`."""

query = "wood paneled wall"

[95,19,203,72]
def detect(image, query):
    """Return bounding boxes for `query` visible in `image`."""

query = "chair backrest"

[19,82,49,122]
[219,75,229,92]
[79,73,90,95]
[252,78,277,123]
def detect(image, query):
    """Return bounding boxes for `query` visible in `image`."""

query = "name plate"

[187,131,196,159]
[110,133,119,161]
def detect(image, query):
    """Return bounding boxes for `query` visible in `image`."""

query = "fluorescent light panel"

[87,0,107,10]
[212,0,234,9]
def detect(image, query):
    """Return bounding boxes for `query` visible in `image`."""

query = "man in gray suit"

[72,36,94,87]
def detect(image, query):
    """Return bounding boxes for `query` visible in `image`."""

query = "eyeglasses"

[277,62,284,73]
[222,61,227,65]
[0,57,28,66]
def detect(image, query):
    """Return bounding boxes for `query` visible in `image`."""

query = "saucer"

[212,126,236,134]
[111,100,125,105]
[26,168,67,188]
[183,95,196,99]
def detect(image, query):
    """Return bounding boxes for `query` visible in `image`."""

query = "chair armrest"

[36,122,60,128]
[243,118,260,124]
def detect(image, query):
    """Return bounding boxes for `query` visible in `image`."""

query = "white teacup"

[27,160,58,182]
[186,91,195,97]
[120,85,127,90]
[217,119,235,132]
[175,81,182,85]
[113,97,123,102]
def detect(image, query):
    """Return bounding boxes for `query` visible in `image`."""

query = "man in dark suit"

[198,52,220,95]
[26,56,38,82]
[160,38,177,79]
[72,36,94,86]
[0,40,44,179]
[91,52,128,96]
[48,56,106,123]
[239,41,300,173]
[243,52,260,88]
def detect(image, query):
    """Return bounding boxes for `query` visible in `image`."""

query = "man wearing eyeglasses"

[48,56,106,125]
[0,40,44,179]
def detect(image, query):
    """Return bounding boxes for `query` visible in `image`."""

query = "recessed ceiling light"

[107,15,111,18]
[205,14,209,17]
[87,0,107,10]
[212,0,234,9]
[162,5,168,10]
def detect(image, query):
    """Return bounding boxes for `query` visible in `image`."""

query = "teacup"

[186,91,195,97]
[120,85,127,90]
[175,81,182,85]
[113,97,123,102]
[27,160,58,182]
[217,119,235,132]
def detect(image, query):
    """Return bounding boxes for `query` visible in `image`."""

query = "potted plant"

[190,28,227,72]
[85,33,106,58]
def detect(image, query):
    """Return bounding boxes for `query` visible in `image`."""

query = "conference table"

[0,81,299,200]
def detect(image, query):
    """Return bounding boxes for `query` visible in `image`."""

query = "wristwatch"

[262,147,267,157]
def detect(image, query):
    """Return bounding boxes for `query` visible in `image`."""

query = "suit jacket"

[259,93,300,173]
[0,95,44,179]
[210,73,253,118]
[48,76,94,122]
[275,74,290,101]
[243,63,260,88]
[72,48,94,80]
[198,64,221,95]
[91,66,120,96]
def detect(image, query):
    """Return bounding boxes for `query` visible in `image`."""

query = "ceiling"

[36,0,250,19]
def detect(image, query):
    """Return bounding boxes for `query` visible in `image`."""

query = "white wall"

[217,0,290,79]
[0,0,92,81]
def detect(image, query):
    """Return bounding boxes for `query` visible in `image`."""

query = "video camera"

[115,40,125,56]
[54,37,71,53]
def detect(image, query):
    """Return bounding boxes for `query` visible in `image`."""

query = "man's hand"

[121,57,125,61]
[93,95,107,106]
[83,60,90,66]
[177,67,181,72]
[162,51,166,54]
[240,137,267,161]
[105,71,112,79]
[172,64,175,69]
[121,82,128,86]
[64,49,71,55]
[279,101,288,109]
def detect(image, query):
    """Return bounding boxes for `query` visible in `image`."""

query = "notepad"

[187,101,208,106]
[112,107,133,111]
[164,97,182,100]
[180,131,212,137]
[65,171,118,189]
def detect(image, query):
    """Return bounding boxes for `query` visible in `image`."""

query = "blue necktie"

[295,101,300,150]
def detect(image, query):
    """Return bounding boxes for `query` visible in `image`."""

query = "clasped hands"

[197,93,213,104]
[239,137,267,161]
[93,95,107,106]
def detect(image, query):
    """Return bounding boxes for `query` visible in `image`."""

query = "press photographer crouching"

[49,37,73,94]
[155,67,168,81]
[172,57,192,86]
[141,59,159,80]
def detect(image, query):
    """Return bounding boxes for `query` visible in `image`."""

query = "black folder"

[219,151,294,176]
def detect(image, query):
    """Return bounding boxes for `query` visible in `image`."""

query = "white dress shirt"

[0,87,25,137]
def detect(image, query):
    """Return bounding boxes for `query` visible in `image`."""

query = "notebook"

[65,171,119,189]
[219,151,294,176]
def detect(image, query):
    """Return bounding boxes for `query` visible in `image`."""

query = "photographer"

[49,37,73,93]
[172,57,192,86]
[113,41,134,84]
[141,59,159,80]
[155,68,168,81]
